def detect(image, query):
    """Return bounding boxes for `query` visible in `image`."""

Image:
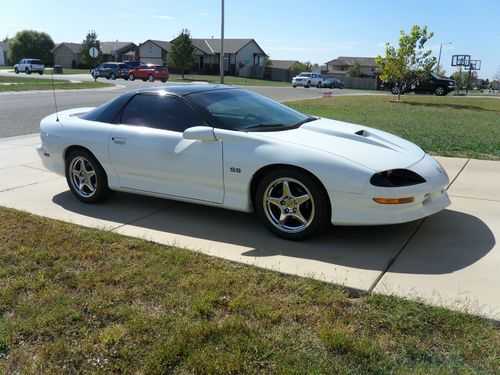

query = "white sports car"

[37,85,450,240]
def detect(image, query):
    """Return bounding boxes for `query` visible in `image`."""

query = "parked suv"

[14,59,45,75]
[91,62,129,80]
[127,64,169,82]
[292,72,323,88]
[388,73,456,96]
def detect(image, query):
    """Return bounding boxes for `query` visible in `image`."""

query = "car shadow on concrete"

[52,191,495,275]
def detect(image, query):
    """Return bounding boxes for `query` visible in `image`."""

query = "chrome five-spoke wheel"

[65,149,112,203]
[256,168,330,240]
[264,177,315,234]
[69,156,97,198]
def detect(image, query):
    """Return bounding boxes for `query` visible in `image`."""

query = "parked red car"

[128,64,169,82]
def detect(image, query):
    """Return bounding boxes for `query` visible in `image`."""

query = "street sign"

[89,47,99,58]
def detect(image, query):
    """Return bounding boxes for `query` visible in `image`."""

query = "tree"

[347,61,361,77]
[80,30,101,69]
[170,29,196,79]
[451,70,478,90]
[8,30,55,65]
[376,25,436,101]
[291,61,313,74]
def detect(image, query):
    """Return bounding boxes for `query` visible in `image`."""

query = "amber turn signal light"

[373,197,414,204]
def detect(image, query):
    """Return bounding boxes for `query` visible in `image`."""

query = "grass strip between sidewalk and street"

[287,95,500,160]
[0,76,113,92]
[0,207,498,374]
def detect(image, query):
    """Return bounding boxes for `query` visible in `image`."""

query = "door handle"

[112,136,127,145]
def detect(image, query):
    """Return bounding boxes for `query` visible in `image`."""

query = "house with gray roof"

[325,56,379,77]
[137,40,171,65]
[189,38,267,76]
[52,41,137,68]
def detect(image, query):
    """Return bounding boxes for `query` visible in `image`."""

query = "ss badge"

[230,167,241,173]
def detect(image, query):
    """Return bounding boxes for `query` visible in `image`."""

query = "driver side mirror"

[183,126,216,142]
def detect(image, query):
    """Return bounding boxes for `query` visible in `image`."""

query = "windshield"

[186,89,313,131]
[298,73,311,77]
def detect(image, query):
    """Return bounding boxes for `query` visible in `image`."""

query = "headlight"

[370,169,426,187]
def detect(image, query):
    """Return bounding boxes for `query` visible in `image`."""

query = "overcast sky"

[1,0,499,78]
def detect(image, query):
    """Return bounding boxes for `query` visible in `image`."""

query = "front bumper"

[328,154,451,225]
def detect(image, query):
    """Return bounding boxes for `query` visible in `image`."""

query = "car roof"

[135,84,238,97]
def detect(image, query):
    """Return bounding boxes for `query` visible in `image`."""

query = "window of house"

[121,94,204,132]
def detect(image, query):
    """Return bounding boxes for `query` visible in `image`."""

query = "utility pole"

[220,0,225,84]
[436,42,452,75]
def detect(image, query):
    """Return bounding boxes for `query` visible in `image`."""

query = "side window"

[121,94,204,132]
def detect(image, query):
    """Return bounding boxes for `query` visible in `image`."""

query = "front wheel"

[39,71,43,75]
[255,168,330,240]
[148,74,155,82]
[14,67,19,74]
[128,73,135,81]
[65,149,112,204]
[435,86,446,96]
[305,81,311,88]
[391,85,399,95]
[110,73,116,80]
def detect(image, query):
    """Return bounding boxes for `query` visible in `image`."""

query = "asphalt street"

[0,70,378,138]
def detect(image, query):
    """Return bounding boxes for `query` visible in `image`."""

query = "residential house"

[325,56,379,77]
[52,43,83,68]
[52,41,137,68]
[0,41,9,66]
[137,40,171,65]
[269,60,299,70]
[188,38,267,76]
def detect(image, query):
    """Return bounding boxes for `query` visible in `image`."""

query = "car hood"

[254,118,425,171]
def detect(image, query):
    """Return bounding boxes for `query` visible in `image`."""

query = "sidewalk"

[1,133,498,319]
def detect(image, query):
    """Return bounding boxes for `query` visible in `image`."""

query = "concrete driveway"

[0,133,498,319]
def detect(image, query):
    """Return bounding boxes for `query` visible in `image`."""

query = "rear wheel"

[255,168,330,240]
[317,81,322,88]
[148,74,155,82]
[25,68,31,75]
[65,149,112,204]
[160,78,167,83]
[391,85,400,95]
[110,72,116,80]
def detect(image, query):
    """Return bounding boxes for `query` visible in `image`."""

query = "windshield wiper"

[243,123,287,132]
[293,116,318,127]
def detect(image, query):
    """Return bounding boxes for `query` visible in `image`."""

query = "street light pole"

[220,0,224,84]
[437,42,452,75]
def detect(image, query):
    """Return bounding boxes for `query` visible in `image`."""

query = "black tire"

[110,73,116,80]
[65,149,113,204]
[434,86,446,96]
[255,168,330,240]
[14,67,19,74]
[26,68,31,75]
[391,85,399,95]
[160,78,167,83]
[148,74,155,82]
[128,73,135,81]
[39,71,43,75]
[305,81,311,88]
[292,85,297,88]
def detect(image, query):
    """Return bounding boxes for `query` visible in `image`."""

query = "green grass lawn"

[0,207,498,374]
[287,95,500,160]
[170,73,289,87]
[0,75,113,91]
[45,68,92,75]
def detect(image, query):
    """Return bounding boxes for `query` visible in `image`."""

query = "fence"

[322,73,378,90]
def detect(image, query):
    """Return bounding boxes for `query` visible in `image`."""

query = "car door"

[108,93,224,203]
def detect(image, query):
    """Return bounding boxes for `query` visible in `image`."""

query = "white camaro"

[37,85,450,240]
